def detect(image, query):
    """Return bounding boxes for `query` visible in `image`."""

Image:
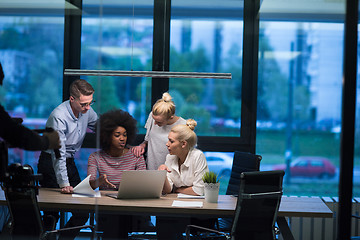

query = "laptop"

[106,170,167,199]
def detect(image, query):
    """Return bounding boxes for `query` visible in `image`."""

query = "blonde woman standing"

[132,92,186,170]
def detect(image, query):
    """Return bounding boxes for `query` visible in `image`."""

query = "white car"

[204,152,234,177]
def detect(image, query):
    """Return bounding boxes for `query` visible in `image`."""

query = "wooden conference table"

[0,188,333,240]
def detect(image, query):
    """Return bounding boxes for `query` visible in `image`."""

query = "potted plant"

[202,171,220,203]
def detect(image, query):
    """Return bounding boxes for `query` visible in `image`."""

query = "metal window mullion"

[241,0,260,154]
[63,0,82,101]
[152,0,171,106]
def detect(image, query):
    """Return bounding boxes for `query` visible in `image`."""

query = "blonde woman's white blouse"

[164,148,209,195]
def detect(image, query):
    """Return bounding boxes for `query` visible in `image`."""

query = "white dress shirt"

[165,148,209,195]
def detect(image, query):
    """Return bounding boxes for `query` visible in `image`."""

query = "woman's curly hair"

[97,109,138,151]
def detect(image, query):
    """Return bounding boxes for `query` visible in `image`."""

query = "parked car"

[204,152,234,177]
[273,156,336,179]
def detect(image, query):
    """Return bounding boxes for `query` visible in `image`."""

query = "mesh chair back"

[231,170,285,240]
[5,187,43,239]
[4,164,44,240]
[226,151,262,195]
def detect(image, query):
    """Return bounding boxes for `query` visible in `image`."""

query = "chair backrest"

[231,170,285,240]
[0,140,8,183]
[4,164,44,240]
[6,188,43,239]
[226,151,262,195]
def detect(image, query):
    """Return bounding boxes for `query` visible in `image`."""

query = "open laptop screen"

[107,170,167,199]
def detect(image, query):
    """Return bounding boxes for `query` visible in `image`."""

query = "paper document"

[172,200,203,208]
[177,193,205,199]
[72,175,101,197]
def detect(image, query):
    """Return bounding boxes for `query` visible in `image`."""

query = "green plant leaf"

[202,171,220,183]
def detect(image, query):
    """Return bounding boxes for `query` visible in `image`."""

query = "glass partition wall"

[0,3,64,168]
[169,0,244,193]
[0,0,358,238]
[257,0,348,197]
[81,1,154,120]
[169,1,243,138]
[78,0,247,191]
[0,0,355,199]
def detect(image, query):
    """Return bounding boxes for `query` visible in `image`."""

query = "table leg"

[277,216,295,240]
[60,211,65,228]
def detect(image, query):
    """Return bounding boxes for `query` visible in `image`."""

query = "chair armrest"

[241,191,282,199]
[185,224,230,240]
[42,225,95,240]
[352,214,360,219]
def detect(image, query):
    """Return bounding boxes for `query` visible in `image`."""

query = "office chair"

[215,151,262,231]
[352,214,360,240]
[3,163,95,240]
[226,151,262,196]
[186,170,285,240]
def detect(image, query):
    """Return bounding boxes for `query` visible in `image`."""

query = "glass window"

[355,11,360,197]
[310,160,324,167]
[74,1,155,180]
[204,151,234,194]
[81,1,154,129]
[257,0,345,197]
[169,1,243,137]
[294,160,307,167]
[0,11,64,167]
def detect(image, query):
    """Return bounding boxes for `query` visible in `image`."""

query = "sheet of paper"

[177,193,205,199]
[72,191,101,198]
[72,175,101,198]
[172,200,203,208]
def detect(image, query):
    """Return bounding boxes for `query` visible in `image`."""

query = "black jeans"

[38,152,89,240]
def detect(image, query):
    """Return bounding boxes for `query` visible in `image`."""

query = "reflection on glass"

[81,2,154,131]
[169,1,243,137]
[257,0,345,197]
[0,15,64,167]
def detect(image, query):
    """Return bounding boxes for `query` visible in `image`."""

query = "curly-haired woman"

[87,109,146,190]
[87,109,146,239]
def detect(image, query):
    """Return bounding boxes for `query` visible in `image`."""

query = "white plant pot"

[204,182,220,203]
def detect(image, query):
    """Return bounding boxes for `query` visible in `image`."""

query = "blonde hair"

[152,92,176,119]
[170,119,197,149]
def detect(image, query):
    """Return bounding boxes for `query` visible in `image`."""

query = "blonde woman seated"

[87,109,146,239]
[158,119,208,196]
[156,119,210,240]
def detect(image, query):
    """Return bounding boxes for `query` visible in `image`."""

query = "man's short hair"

[70,79,94,98]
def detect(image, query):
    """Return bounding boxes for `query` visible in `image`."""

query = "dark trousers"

[38,152,89,240]
[156,216,216,240]
[96,214,132,240]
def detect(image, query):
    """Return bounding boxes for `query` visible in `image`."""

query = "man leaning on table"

[37,79,98,240]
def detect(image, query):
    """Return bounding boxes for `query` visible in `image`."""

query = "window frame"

[66,0,259,153]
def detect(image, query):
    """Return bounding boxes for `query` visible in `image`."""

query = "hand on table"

[61,186,73,194]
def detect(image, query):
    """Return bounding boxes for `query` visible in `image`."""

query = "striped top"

[87,149,146,189]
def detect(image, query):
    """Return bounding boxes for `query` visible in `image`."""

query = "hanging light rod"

[64,69,232,79]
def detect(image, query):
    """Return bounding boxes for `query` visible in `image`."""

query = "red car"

[273,156,336,179]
